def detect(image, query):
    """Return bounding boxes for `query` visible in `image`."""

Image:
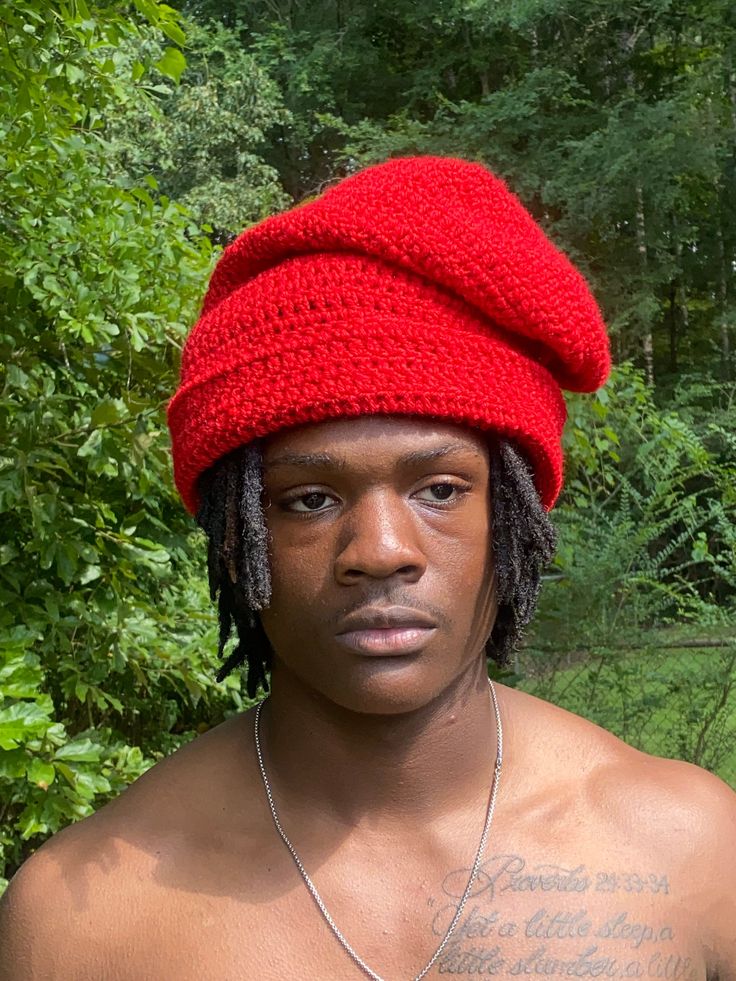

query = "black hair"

[196,437,556,697]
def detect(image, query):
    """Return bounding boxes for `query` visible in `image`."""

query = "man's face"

[259,416,496,714]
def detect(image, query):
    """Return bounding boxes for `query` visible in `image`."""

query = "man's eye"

[416,483,466,503]
[285,492,333,513]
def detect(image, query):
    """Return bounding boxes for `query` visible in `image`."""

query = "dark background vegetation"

[1,0,735,891]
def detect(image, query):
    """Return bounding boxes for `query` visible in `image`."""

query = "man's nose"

[333,492,426,584]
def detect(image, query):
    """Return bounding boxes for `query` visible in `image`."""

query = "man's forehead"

[262,416,491,469]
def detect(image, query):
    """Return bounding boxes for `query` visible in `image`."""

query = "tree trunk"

[636,184,655,385]
[668,280,678,374]
[668,226,688,375]
[722,69,736,380]
[716,218,730,379]
[619,27,655,385]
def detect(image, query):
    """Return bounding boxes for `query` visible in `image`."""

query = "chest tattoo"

[426,853,695,979]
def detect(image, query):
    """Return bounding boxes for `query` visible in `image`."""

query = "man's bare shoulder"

[0,809,146,980]
[0,711,264,980]
[505,683,736,839]
[504,684,736,968]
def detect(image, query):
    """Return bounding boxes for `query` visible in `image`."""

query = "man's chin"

[298,656,468,717]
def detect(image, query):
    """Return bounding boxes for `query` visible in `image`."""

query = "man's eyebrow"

[264,442,482,471]
[264,452,348,471]
[398,442,483,466]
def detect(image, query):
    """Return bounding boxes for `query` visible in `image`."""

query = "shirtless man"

[1,157,734,981]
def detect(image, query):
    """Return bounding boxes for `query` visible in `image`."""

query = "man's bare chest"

[115,848,703,981]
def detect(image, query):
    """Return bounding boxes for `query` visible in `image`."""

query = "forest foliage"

[1,0,735,890]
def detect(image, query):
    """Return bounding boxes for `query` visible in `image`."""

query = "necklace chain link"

[254,679,503,981]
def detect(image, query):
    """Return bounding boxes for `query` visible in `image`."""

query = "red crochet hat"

[168,156,610,514]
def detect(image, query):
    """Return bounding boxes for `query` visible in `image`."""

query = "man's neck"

[260,658,500,827]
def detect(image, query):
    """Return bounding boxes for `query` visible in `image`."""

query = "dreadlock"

[196,438,556,697]
[196,443,272,695]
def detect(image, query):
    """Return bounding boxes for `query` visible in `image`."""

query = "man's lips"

[334,606,438,656]
[335,626,438,655]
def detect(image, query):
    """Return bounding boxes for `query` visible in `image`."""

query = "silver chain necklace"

[254,679,504,981]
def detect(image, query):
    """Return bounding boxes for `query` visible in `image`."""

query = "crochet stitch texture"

[168,156,611,513]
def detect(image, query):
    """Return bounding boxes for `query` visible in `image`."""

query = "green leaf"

[159,17,186,48]
[90,401,123,428]
[0,703,52,751]
[0,749,29,780]
[79,564,101,585]
[54,739,102,763]
[27,758,56,788]
[155,48,186,84]
[55,762,77,789]
[19,813,48,840]
[0,661,43,699]
[77,429,103,458]
[75,771,111,797]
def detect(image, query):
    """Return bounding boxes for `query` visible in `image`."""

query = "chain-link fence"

[515,640,736,789]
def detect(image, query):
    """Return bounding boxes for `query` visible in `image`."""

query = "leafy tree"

[110,18,291,239]
[181,0,736,381]
[0,0,257,891]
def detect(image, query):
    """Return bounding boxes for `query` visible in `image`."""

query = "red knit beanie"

[168,156,610,514]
